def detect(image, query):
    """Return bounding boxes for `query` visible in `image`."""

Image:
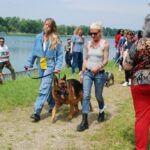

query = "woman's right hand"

[79,75,83,83]
[79,71,83,83]
[24,66,29,71]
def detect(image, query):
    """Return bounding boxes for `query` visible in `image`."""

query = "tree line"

[0,16,121,36]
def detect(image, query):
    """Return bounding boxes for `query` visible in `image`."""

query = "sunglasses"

[0,40,4,42]
[89,32,99,36]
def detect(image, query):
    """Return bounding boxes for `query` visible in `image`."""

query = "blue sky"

[1,0,150,30]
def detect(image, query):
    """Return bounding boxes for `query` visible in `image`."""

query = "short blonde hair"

[90,22,103,31]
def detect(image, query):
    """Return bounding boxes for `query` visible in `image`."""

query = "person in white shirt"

[0,37,16,80]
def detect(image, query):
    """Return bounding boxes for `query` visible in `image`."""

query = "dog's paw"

[51,117,56,123]
[73,110,79,116]
[67,115,73,120]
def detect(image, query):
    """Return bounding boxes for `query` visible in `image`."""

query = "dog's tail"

[68,79,83,96]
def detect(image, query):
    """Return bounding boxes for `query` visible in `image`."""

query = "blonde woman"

[71,26,84,75]
[77,22,109,131]
[25,18,63,122]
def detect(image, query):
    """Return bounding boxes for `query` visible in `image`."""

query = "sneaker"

[128,82,131,86]
[122,82,128,86]
[30,114,40,122]
[128,79,131,86]
[118,65,122,71]
[97,112,105,122]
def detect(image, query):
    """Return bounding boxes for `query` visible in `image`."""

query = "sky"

[0,0,150,30]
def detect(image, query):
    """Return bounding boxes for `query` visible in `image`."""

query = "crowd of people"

[114,29,143,86]
[0,14,150,150]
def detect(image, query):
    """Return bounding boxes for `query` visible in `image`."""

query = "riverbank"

[0,61,136,150]
[7,32,36,36]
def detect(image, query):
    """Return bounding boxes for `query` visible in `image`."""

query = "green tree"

[5,17,20,32]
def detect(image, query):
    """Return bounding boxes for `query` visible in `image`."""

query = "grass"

[0,76,40,112]
[0,60,137,149]
[0,67,75,112]
[87,97,135,150]
[0,60,123,112]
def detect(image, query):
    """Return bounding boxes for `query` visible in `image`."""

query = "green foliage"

[0,16,135,36]
[0,17,43,33]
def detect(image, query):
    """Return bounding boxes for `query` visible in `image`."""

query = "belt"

[86,68,105,74]
[37,57,55,61]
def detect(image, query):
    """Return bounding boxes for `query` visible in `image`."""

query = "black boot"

[97,111,105,122]
[30,114,40,122]
[77,114,88,132]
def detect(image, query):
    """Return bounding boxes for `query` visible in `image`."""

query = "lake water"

[3,35,116,73]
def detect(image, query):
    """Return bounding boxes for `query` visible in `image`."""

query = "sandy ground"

[0,83,131,150]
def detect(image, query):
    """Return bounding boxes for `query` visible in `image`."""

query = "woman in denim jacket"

[77,22,109,131]
[25,18,63,122]
[71,27,84,75]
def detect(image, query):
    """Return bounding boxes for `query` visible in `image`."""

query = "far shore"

[1,32,114,38]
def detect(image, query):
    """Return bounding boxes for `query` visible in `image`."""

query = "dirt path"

[0,83,131,150]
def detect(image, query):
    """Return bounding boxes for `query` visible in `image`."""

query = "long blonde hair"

[74,26,83,35]
[44,18,61,50]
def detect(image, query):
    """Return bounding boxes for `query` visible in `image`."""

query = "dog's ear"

[62,74,66,81]
[53,75,58,86]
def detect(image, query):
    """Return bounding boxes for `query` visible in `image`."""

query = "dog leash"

[26,70,54,79]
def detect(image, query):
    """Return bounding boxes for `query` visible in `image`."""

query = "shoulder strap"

[85,40,90,48]
[100,39,106,49]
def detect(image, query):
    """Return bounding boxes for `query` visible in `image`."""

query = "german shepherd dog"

[105,71,114,87]
[52,75,92,123]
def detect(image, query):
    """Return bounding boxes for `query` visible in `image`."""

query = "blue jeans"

[82,70,106,113]
[72,52,83,74]
[34,63,55,115]
[114,51,120,64]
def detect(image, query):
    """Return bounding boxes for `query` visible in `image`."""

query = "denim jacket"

[71,35,84,53]
[26,32,63,70]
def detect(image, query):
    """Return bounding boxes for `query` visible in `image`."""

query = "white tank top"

[0,45,9,63]
[86,39,106,70]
